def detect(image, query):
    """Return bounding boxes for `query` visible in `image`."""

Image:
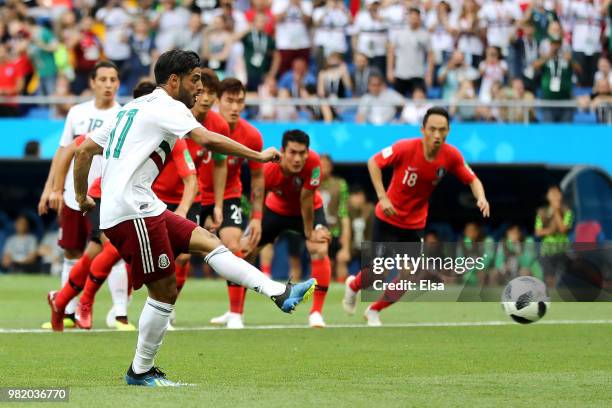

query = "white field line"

[1,319,611,334]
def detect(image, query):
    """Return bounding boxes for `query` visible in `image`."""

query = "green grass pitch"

[1,274,612,407]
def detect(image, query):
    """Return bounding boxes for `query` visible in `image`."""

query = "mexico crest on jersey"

[158,254,171,269]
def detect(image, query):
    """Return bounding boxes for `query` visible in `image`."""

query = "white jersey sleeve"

[159,102,203,139]
[90,119,114,149]
[59,108,76,147]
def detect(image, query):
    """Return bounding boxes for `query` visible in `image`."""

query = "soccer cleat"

[76,302,93,329]
[343,275,358,316]
[47,291,65,332]
[272,278,317,314]
[125,365,180,387]
[105,306,116,328]
[308,311,326,328]
[226,312,244,329]
[364,306,382,327]
[114,320,137,331]
[210,311,230,326]
[41,317,76,330]
[169,309,176,325]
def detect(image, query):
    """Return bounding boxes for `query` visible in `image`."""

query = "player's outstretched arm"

[49,141,78,213]
[367,155,396,216]
[74,138,103,213]
[189,127,280,163]
[247,167,265,248]
[469,178,490,218]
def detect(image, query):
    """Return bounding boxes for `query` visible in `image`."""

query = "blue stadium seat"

[573,87,592,97]
[427,87,442,99]
[25,107,51,119]
[573,110,597,124]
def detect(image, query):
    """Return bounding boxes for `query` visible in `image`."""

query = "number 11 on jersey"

[106,109,139,159]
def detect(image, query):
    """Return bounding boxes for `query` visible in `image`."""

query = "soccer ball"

[501,276,551,324]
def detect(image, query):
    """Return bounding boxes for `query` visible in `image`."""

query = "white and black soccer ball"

[501,276,551,324]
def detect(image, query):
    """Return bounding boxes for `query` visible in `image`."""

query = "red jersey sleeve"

[373,140,407,169]
[247,128,264,171]
[172,138,197,179]
[263,162,277,191]
[448,147,476,185]
[303,151,322,191]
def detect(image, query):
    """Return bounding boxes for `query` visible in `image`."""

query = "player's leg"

[304,209,332,328]
[107,260,132,329]
[259,244,273,278]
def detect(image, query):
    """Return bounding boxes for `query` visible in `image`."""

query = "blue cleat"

[272,278,317,313]
[125,365,180,387]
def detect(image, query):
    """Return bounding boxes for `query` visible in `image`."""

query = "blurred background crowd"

[0,0,611,123]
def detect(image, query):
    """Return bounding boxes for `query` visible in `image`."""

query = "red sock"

[237,287,247,314]
[261,263,271,278]
[349,271,362,292]
[370,276,406,311]
[310,257,331,314]
[370,300,393,311]
[55,254,91,310]
[228,282,244,314]
[175,262,188,293]
[80,243,120,305]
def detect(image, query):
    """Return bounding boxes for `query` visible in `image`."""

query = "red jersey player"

[208,78,266,330]
[247,130,333,328]
[343,106,490,326]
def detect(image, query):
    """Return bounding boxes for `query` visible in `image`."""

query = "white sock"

[204,245,285,297]
[108,260,128,317]
[132,297,174,375]
[61,258,78,315]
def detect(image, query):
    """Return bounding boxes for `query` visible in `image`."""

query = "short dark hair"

[90,60,119,80]
[367,70,384,84]
[200,68,220,93]
[132,79,156,98]
[282,129,310,149]
[154,49,200,85]
[24,140,40,157]
[422,106,450,127]
[409,7,421,15]
[218,77,246,98]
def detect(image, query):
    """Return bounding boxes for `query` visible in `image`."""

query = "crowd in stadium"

[0,0,611,122]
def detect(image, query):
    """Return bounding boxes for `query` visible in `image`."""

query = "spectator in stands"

[238,12,280,93]
[245,0,276,36]
[312,0,351,70]
[278,57,317,117]
[494,224,542,284]
[50,75,73,119]
[567,0,603,88]
[68,15,102,95]
[524,0,559,43]
[351,52,372,98]
[346,184,374,280]
[479,46,508,103]
[426,1,458,80]
[272,0,313,76]
[0,43,25,117]
[456,222,495,286]
[450,79,478,121]
[24,17,57,96]
[578,78,612,123]
[387,7,433,97]
[317,52,352,122]
[257,75,298,121]
[457,0,484,69]
[594,56,612,89]
[538,20,565,57]
[478,0,522,58]
[175,12,204,53]
[533,34,580,123]
[2,215,38,273]
[123,15,157,95]
[401,87,433,124]
[38,228,62,275]
[153,0,191,53]
[351,0,388,75]
[24,140,40,158]
[95,0,131,75]
[535,185,573,287]
[202,15,234,78]
[356,71,404,124]
[438,50,479,101]
[501,77,536,123]
[319,154,351,282]
[510,21,539,92]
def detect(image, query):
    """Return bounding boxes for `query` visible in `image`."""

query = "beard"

[178,82,195,108]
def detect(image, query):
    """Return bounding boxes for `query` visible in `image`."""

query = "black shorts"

[372,215,424,242]
[88,198,102,244]
[165,202,203,225]
[259,206,327,247]
[200,197,245,231]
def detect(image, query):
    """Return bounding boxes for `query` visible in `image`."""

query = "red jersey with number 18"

[264,150,324,216]
[373,138,476,230]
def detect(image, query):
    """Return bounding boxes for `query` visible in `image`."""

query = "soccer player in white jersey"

[64,50,317,387]
[38,61,121,328]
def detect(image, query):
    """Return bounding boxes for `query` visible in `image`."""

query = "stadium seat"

[24,107,51,119]
[572,220,604,243]
[573,111,597,124]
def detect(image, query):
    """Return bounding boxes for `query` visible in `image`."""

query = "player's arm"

[38,148,64,215]
[337,180,352,263]
[172,142,198,218]
[247,167,265,248]
[469,178,490,218]
[176,174,198,218]
[74,138,103,213]
[189,127,279,163]
[211,155,227,230]
[301,188,330,243]
[49,140,79,213]
[367,155,396,216]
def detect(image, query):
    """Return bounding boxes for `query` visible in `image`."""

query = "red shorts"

[58,205,92,251]
[104,210,197,290]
